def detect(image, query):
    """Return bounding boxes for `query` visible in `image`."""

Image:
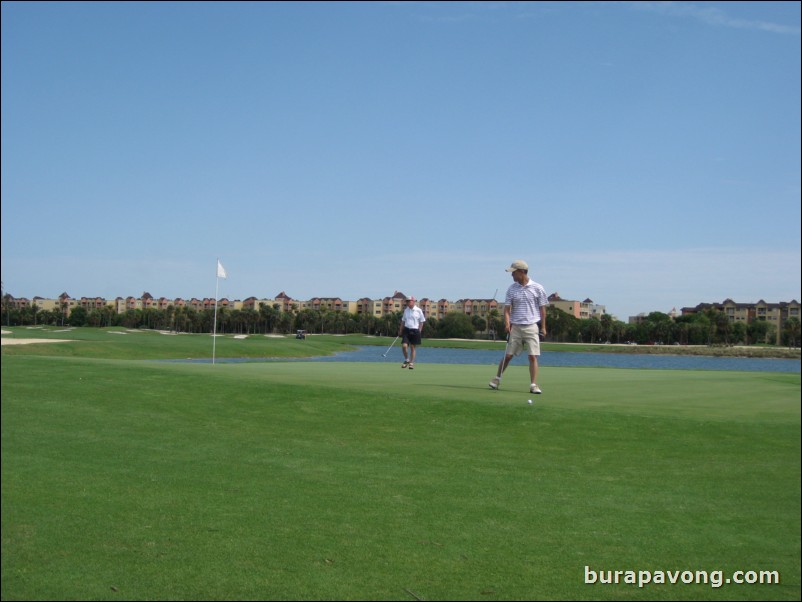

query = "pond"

[195,346,801,373]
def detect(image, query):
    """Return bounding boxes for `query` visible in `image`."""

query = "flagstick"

[212,264,220,365]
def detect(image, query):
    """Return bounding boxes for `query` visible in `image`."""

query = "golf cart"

[296,329,307,340]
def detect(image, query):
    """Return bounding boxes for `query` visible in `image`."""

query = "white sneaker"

[489,377,500,390]
[530,384,542,394]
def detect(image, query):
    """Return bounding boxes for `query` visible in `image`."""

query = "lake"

[200,346,801,373]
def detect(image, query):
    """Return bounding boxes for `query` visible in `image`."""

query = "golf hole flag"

[212,259,227,364]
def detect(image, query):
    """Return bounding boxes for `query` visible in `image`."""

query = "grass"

[2,328,800,600]
[2,325,799,359]
[0,326,351,360]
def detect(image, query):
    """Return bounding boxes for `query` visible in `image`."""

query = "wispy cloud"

[397,1,800,34]
[535,247,802,318]
[628,1,801,35]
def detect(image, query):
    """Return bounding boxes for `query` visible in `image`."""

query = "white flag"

[217,260,227,279]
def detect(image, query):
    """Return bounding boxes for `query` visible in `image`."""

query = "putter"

[382,335,400,357]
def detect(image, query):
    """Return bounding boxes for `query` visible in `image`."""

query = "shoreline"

[2,329,799,359]
[430,338,800,360]
[553,345,801,360]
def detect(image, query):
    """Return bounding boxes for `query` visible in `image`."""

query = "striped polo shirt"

[505,279,549,325]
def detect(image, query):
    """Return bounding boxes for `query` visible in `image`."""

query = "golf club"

[502,331,511,361]
[382,335,400,357]
[489,331,511,390]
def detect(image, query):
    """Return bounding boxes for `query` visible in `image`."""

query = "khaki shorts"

[508,323,540,357]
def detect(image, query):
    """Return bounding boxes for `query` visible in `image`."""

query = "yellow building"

[547,292,606,319]
[681,299,801,344]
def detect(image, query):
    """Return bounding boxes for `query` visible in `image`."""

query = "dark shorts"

[402,327,422,346]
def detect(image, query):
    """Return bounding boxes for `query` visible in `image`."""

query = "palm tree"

[783,317,800,347]
[600,314,613,342]
[582,317,603,343]
[487,308,501,341]
[30,302,40,326]
[258,303,279,334]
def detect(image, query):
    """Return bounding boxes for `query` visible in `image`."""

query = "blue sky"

[2,1,800,320]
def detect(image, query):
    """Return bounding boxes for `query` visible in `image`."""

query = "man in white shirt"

[398,296,426,369]
[489,260,549,394]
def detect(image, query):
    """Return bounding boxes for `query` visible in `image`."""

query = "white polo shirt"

[402,306,426,329]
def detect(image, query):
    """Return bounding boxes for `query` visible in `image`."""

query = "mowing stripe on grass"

[3,355,800,601]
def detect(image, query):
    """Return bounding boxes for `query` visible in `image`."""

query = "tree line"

[2,297,800,347]
[547,307,800,347]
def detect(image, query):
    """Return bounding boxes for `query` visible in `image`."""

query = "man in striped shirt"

[489,260,549,394]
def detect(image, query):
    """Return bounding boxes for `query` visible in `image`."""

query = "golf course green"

[2,328,800,600]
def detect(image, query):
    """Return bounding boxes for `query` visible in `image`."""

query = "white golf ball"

[528,399,533,404]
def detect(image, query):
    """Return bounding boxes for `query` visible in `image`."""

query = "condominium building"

[681,298,800,344]
[5,290,499,322]
[547,292,606,319]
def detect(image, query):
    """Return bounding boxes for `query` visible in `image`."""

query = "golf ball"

[528,399,533,404]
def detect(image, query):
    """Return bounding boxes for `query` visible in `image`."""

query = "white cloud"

[628,2,801,35]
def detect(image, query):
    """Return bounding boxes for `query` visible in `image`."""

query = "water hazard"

[181,346,801,373]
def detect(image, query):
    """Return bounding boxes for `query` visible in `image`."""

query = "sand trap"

[1,329,75,345]
[1,338,74,346]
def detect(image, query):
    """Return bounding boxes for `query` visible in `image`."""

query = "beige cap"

[506,260,528,272]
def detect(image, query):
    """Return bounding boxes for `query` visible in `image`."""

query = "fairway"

[2,340,800,600]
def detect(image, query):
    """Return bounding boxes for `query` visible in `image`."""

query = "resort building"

[548,292,607,319]
[681,299,800,344]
